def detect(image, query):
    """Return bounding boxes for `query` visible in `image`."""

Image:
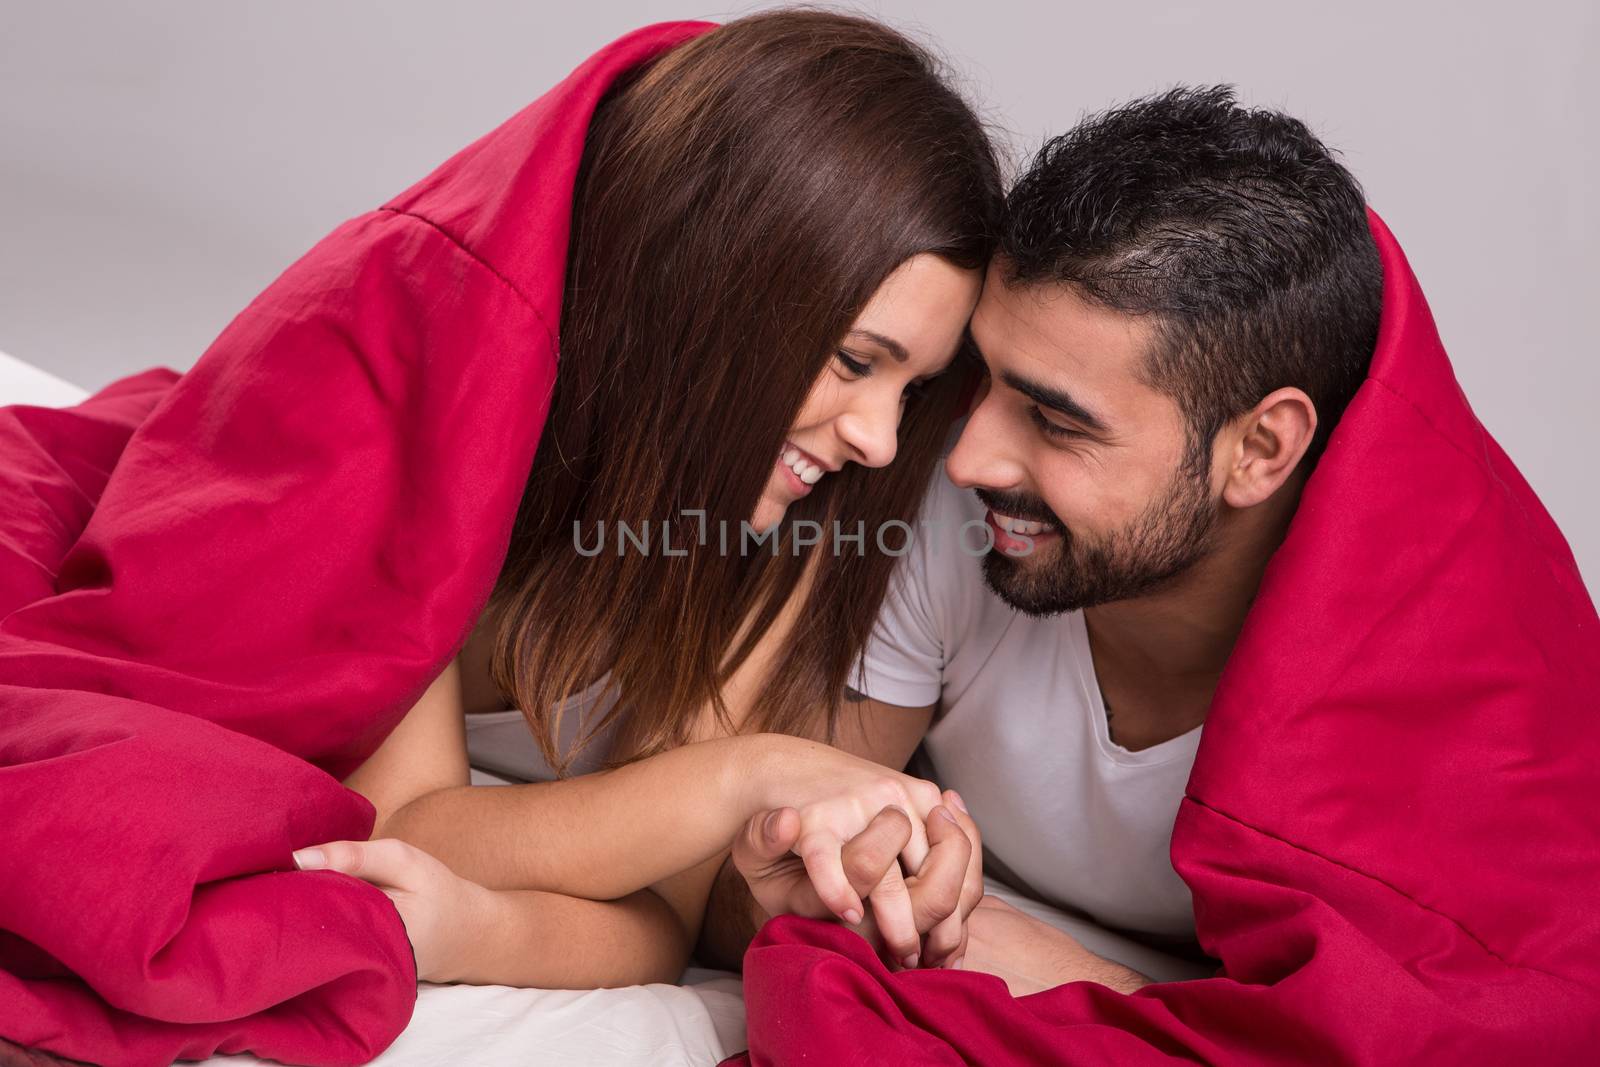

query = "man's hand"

[293,838,496,984]
[732,791,983,970]
[742,737,947,928]
[960,895,1154,996]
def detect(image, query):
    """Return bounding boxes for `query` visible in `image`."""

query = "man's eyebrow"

[999,369,1108,433]
[845,329,908,363]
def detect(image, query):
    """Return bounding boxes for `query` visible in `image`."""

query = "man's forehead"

[972,272,1153,380]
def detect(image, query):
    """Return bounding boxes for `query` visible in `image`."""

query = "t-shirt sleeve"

[851,473,957,709]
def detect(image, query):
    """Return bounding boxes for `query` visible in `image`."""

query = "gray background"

[3,1,1595,583]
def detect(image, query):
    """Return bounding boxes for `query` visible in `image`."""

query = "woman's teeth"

[993,512,1054,537]
[782,448,825,486]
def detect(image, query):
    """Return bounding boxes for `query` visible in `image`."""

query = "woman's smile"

[778,440,835,497]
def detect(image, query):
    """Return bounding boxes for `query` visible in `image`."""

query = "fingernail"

[948,954,965,970]
[762,810,782,842]
[292,848,326,870]
[947,791,969,815]
[935,806,958,825]
[902,953,920,970]
[842,908,863,926]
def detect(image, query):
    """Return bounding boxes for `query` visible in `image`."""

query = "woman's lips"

[777,441,832,497]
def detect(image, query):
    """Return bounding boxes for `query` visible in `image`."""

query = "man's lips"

[984,509,1060,556]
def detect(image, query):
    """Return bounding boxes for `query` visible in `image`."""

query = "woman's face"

[752,253,984,532]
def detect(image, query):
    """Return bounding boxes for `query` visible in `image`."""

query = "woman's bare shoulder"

[458,609,513,715]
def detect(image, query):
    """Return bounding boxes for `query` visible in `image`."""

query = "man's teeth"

[782,448,825,486]
[993,512,1053,536]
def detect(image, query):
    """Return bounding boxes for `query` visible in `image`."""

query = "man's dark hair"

[1002,85,1383,473]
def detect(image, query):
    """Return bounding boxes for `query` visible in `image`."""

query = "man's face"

[948,262,1221,616]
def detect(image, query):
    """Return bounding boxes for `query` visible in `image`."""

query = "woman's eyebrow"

[845,329,909,363]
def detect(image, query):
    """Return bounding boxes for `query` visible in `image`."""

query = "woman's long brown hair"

[486,9,1002,772]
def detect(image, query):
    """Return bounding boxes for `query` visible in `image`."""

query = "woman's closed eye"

[834,348,872,379]
[835,347,934,404]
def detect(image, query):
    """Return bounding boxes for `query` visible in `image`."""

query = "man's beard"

[977,465,1220,618]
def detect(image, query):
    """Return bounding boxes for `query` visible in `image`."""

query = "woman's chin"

[749,498,786,534]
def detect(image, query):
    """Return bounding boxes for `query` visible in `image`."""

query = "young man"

[720,82,1600,1062]
[709,84,1384,982]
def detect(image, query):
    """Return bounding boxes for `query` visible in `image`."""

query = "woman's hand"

[731,790,984,971]
[743,736,947,926]
[292,838,495,984]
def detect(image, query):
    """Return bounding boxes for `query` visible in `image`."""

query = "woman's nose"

[835,395,900,469]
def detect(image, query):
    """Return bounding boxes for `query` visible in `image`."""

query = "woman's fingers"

[293,838,422,890]
[796,831,865,927]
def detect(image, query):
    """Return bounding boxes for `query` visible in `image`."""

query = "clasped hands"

[730,790,984,972]
[294,738,991,982]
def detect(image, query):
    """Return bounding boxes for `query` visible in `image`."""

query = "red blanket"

[732,214,1600,1065]
[0,22,709,1067]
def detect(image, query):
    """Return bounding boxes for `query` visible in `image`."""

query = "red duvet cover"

[0,21,710,1067]
[731,213,1600,1064]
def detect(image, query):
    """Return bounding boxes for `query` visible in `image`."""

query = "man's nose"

[946,386,1026,490]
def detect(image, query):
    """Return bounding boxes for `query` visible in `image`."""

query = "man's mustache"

[973,487,1063,528]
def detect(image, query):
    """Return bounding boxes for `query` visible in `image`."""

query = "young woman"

[298,10,1002,988]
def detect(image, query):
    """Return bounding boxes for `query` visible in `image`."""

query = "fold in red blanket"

[0,22,711,1067]
[730,212,1600,1064]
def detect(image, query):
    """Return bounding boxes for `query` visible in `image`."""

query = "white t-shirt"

[853,468,1202,939]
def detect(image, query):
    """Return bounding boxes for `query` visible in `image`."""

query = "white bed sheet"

[2,352,1212,1066]
[199,977,748,1067]
[197,872,1213,1067]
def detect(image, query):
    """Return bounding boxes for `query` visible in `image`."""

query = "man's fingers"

[919,798,981,967]
[840,806,913,897]
[897,803,934,876]
[923,910,965,968]
[908,806,971,932]
[796,833,865,926]
[942,790,986,918]
[865,861,922,970]
[732,808,802,875]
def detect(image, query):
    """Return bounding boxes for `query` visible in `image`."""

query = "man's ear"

[1219,388,1318,509]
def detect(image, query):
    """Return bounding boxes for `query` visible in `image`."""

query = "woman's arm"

[344,654,943,915]
[382,732,934,902]
[343,656,471,821]
[295,838,694,987]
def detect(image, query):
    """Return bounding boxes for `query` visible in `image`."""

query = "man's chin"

[981,549,1087,618]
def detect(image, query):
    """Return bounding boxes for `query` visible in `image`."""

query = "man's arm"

[960,896,1153,996]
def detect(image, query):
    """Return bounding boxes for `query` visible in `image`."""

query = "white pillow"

[1,349,88,407]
